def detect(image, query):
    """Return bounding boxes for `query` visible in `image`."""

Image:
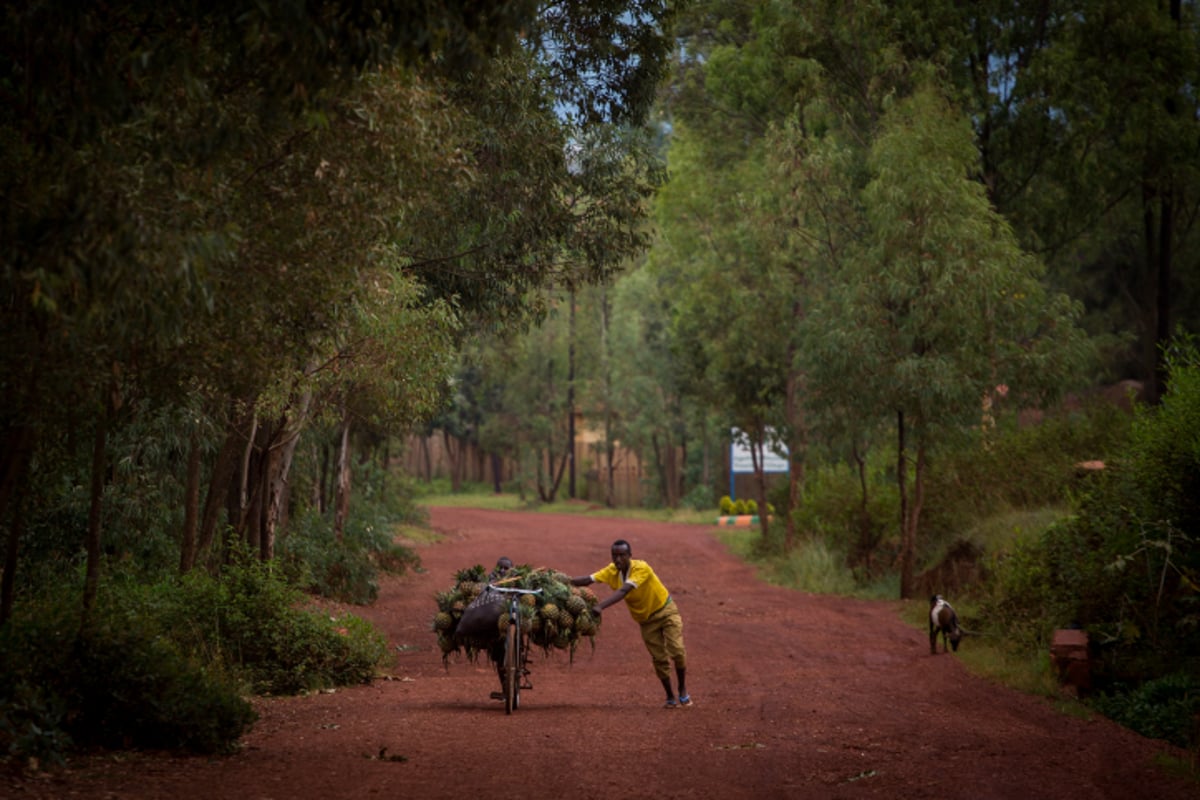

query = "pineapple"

[540,602,560,621]
[433,611,454,632]
[557,608,575,630]
[565,594,587,615]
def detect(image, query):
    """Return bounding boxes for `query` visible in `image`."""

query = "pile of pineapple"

[432,563,602,663]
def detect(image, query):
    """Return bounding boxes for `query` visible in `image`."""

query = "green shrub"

[0,682,72,767]
[682,484,714,512]
[1090,672,1200,749]
[0,589,255,762]
[67,616,257,753]
[170,553,392,695]
[733,499,748,515]
[279,505,419,604]
[719,496,734,515]
[745,499,758,515]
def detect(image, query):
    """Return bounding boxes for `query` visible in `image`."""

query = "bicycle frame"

[487,584,541,714]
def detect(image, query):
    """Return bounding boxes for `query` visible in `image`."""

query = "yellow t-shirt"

[593,559,670,623]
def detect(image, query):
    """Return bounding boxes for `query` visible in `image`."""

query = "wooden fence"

[398,433,652,507]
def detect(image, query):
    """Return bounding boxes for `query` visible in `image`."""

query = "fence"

[398,434,652,507]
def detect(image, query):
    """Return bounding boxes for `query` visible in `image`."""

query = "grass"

[412,480,717,525]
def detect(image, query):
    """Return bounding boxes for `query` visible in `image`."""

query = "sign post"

[729,428,789,500]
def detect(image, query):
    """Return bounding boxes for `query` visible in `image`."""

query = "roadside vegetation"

[420,342,1200,765]
[4,0,1199,782]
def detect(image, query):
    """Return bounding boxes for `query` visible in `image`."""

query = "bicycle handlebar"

[487,584,543,595]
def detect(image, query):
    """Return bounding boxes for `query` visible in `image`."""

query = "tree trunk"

[664,435,680,508]
[194,415,244,573]
[1,490,22,627]
[784,362,806,550]
[0,425,35,561]
[311,443,322,512]
[853,441,873,569]
[443,430,461,492]
[0,424,34,625]
[178,426,202,575]
[605,436,616,508]
[419,436,432,482]
[751,434,769,542]
[380,440,389,497]
[651,432,667,505]
[263,389,312,560]
[897,409,912,599]
[902,438,927,600]
[568,288,577,499]
[235,413,259,534]
[83,386,115,624]
[491,452,503,493]
[601,285,616,508]
[333,409,352,541]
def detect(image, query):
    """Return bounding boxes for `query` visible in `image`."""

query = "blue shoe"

[679,694,693,707]
[663,698,678,709]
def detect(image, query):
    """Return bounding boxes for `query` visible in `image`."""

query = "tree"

[831,84,1089,597]
[1,0,681,617]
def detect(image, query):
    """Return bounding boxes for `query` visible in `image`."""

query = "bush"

[67,616,257,753]
[279,505,419,604]
[719,495,734,515]
[0,589,255,762]
[1090,672,1200,749]
[169,553,392,695]
[682,484,715,512]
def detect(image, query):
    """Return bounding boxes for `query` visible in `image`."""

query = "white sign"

[730,428,789,474]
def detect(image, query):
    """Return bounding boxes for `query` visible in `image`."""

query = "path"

[5,508,1194,800]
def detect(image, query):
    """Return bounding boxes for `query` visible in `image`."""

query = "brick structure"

[1050,628,1091,696]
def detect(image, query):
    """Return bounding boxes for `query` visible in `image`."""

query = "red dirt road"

[5,507,1195,799]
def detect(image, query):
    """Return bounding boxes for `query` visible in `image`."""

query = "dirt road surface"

[5,507,1195,799]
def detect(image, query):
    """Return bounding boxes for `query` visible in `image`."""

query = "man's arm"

[569,575,593,587]
[594,583,633,612]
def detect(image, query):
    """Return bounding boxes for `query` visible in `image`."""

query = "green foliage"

[680,484,715,512]
[918,402,1134,559]
[979,338,1200,701]
[168,553,391,695]
[765,537,860,596]
[718,525,860,596]
[0,589,255,763]
[278,502,420,605]
[1090,673,1200,749]
[0,681,72,768]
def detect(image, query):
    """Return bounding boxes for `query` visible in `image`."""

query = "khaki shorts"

[639,598,686,679]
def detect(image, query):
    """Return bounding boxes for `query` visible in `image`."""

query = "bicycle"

[487,584,542,714]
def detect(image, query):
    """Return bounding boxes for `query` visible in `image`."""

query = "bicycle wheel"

[503,622,519,714]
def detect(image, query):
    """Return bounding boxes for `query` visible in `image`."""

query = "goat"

[929,594,963,654]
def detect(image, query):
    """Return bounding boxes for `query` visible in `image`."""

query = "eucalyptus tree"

[826,85,1090,598]
[605,265,691,507]
[797,0,1200,401]
[1,0,680,616]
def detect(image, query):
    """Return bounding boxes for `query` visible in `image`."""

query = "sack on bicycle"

[455,586,506,641]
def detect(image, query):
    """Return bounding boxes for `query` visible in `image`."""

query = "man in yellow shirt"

[572,539,691,708]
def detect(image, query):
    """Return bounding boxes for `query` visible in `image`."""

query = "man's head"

[495,556,513,573]
[610,539,632,572]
